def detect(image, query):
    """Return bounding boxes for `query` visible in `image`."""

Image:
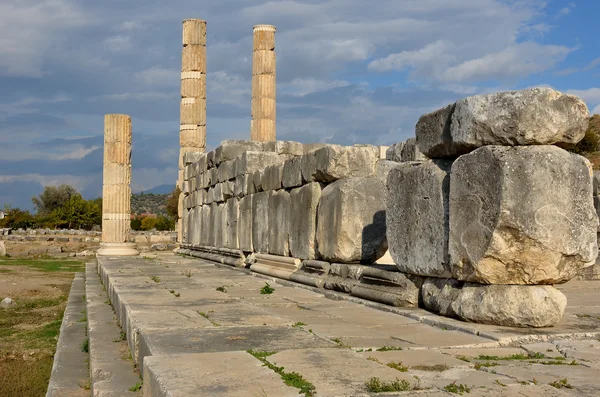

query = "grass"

[129,382,142,391]
[291,322,306,328]
[247,350,316,397]
[549,378,573,389]
[216,286,227,292]
[386,361,409,372]
[443,381,471,394]
[376,345,403,351]
[411,364,450,372]
[0,258,84,396]
[365,377,412,392]
[150,276,161,283]
[197,311,220,327]
[260,282,275,294]
[81,338,89,353]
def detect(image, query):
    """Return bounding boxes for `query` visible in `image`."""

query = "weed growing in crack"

[365,377,412,392]
[260,282,275,294]
[247,350,316,396]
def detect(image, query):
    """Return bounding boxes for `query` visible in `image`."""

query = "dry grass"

[0,258,84,396]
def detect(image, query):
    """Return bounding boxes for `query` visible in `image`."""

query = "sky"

[0,0,599,211]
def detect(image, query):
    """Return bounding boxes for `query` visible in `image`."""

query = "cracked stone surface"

[95,254,600,397]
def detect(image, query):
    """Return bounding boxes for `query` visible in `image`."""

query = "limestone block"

[217,160,235,182]
[214,203,227,248]
[400,138,427,161]
[252,49,276,74]
[417,87,590,158]
[450,145,598,284]
[235,151,282,175]
[195,190,205,206]
[303,143,328,154]
[290,183,321,260]
[378,146,389,159]
[206,150,215,167]
[213,183,224,203]
[225,198,239,249]
[386,143,402,162]
[374,160,398,184]
[214,140,264,165]
[103,163,130,186]
[200,205,212,246]
[263,141,304,156]
[234,174,245,198]
[262,163,284,191]
[252,191,270,253]
[210,167,218,186]
[268,190,291,256]
[420,278,463,318]
[251,170,263,193]
[316,177,387,263]
[183,152,205,166]
[222,180,235,200]
[301,145,378,183]
[239,195,253,252]
[387,160,452,278]
[282,157,303,188]
[180,127,206,153]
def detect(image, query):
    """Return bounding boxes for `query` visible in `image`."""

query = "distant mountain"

[137,184,175,195]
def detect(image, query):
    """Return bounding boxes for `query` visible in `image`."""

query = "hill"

[137,184,175,195]
[131,192,169,215]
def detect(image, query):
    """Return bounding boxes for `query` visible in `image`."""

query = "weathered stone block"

[301,145,378,183]
[225,198,239,249]
[239,195,253,251]
[268,190,291,256]
[251,170,263,193]
[252,191,270,253]
[222,180,235,200]
[450,145,598,284]
[374,160,398,184]
[282,157,303,188]
[208,203,218,247]
[262,163,284,191]
[400,138,427,161]
[217,160,235,182]
[214,203,227,248]
[387,160,452,278]
[214,140,264,165]
[200,205,212,246]
[183,151,204,166]
[290,183,321,260]
[316,177,387,263]
[235,151,282,176]
[417,88,590,158]
[263,140,304,155]
[386,142,404,162]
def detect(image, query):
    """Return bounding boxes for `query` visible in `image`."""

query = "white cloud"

[281,78,350,97]
[0,173,92,192]
[93,92,177,101]
[134,67,179,87]
[593,104,600,115]
[103,35,133,52]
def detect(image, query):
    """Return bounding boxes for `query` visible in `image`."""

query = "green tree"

[166,186,181,221]
[31,184,79,216]
[0,207,37,229]
[155,215,175,231]
[51,194,101,230]
[131,217,142,231]
[141,217,158,231]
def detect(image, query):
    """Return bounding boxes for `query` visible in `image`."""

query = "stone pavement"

[96,254,600,396]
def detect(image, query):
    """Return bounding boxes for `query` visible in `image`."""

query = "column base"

[97,242,140,257]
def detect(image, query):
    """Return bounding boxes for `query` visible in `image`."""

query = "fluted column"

[251,24,276,142]
[97,114,138,256]
[177,19,207,244]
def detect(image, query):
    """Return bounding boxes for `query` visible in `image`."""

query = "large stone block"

[400,138,427,161]
[239,195,253,251]
[262,163,284,191]
[450,145,598,284]
[282,157,303,188]
[214,140,264,165]
[252,191,270,253]
[268,190,291,256]
[213,203,227,248]
[387,160,452,277]
[316,177,387,263]
[217,160,235,182]
[417,87,590,158]
[385,142,404,162]
[263,140,304,155]
[290,183,321,260]
[200,205,211,246]
[421,278,566,327]
[235,151,282,176]
[301,145,378,183]
[225,198,239,249]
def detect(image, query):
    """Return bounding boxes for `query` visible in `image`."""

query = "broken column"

[250,25,276,142]
[98,114,139,256]
[387,87,596,327]
[178,19,207,243]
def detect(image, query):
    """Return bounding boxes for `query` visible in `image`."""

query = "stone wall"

[386,87,597,327]
[180,140,391,263]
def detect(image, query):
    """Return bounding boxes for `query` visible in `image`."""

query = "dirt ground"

[0,258,85,397]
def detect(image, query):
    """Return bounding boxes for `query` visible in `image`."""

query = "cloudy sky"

[0,0,598,210]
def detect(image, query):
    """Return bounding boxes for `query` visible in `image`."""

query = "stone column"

[178,19,207,243]
[251,24,276,142]
[97,114,139,256]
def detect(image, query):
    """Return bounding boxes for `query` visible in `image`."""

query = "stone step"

[46,272,90,397]
[85,262,141,396]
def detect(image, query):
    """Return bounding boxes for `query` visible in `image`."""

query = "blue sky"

[0,0,599,211]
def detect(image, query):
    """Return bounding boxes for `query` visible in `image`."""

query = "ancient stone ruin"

[93,20,597,330]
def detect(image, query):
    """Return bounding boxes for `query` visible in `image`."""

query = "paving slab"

[138,325,335,371]
[268,348,417,396]
[143,352,300,397]
[358,349,469,368]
